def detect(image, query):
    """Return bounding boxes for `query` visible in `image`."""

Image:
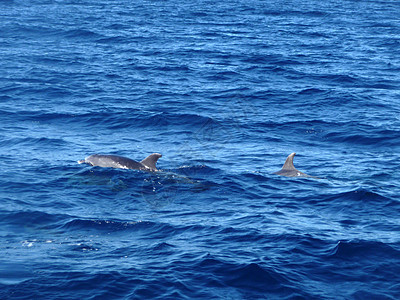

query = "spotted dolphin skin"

[78,153,162,171]
[274,152,315,178]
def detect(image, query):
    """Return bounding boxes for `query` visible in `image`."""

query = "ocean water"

[1,0,400,298]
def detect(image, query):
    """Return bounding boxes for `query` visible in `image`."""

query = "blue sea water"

[1,0,400,298]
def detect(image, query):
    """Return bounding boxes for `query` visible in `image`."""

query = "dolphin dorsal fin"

[281,152,297,170]
[141,153,162,170]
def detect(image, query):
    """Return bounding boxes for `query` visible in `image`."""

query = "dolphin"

[78,153,162,171]
[274,152,316,178]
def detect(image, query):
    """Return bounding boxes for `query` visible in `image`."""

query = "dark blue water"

[1,0,400,299]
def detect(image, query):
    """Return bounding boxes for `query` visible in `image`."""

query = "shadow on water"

[67,165,215,209]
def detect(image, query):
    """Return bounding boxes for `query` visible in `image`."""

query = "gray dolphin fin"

[281,152,297,170]
[274,152,303,177]
[274,152,319,178]
[140,153,162,170]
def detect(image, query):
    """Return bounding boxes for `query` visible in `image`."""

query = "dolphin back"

[78,153,162,171]
[84,154,145,170]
